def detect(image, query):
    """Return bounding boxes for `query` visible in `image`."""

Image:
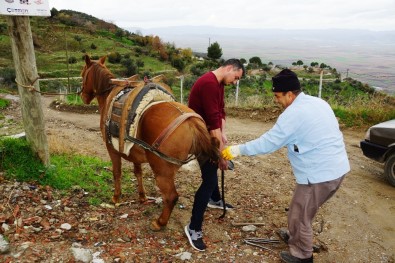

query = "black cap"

[272,69,301,92]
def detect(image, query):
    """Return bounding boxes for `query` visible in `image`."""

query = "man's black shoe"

[276,228,290,244]
[184,224,206,251]
[280,251,313,263]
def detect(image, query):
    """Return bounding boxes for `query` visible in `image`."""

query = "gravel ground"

[0,94,394,262]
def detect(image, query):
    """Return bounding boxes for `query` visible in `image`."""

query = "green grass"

[0,97,10,109]
[0,97,10,120]
[0,137,136,205]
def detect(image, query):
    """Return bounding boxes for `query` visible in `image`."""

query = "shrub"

[172,58,185,72]
[0,68,16,86]
[108,52,122,64]
[68,56,77,64]
[121,58,137,76]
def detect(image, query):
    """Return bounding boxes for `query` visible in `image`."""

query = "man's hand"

[222,146,241,160]
[218,158,228,170]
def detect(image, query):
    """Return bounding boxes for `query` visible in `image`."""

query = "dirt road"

[1,95,394,262]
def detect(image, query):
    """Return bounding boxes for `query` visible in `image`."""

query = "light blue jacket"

[239,92,350,184]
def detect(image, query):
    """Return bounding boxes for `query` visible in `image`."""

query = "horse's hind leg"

[133,163,147,202]
[150,172,178,231]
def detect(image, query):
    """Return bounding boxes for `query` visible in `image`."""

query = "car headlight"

[365,128,371,141]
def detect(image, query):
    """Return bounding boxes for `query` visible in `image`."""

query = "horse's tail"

[189,117,220,164]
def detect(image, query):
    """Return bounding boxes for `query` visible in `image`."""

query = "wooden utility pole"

[180,75,184,104]
[235,80,240,106]
[7,16,49,165]
[318,70,323,98]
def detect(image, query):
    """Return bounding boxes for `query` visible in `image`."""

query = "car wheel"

[384,154,395,187]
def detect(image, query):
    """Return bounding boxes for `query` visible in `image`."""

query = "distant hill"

[133,26,395,94]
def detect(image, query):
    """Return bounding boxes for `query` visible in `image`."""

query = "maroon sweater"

[188,72,225,131]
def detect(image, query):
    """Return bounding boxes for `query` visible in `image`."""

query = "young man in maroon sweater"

[185,59,245,251]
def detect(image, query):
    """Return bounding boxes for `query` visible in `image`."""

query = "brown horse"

[80,55,219,230]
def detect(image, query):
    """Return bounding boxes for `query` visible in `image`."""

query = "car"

[360,119,395,187]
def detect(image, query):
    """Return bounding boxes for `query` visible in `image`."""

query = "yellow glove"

[221,145,241,160]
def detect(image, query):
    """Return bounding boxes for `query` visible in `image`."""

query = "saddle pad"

[106,83,175,154]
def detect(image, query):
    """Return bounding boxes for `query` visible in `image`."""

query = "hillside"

[0,9,394,128]
[0,9,182,79]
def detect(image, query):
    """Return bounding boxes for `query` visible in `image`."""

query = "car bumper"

[360,140,387,162]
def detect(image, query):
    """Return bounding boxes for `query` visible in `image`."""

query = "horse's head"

[80,55,113,104]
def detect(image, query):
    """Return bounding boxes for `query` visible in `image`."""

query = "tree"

[311,62,319,67]
[207,41,222,60]
[181,48,193,63]
[50,8,58,18]
[249,56,262,66]
[320,63,327,69]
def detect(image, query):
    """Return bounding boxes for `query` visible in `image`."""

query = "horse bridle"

[81,63,93,96]
[81,62,114,97]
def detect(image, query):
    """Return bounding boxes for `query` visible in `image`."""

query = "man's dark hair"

[222,59,246,77]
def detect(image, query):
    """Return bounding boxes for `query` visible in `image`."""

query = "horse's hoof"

[138,193,147,202]
[150,221,163,231]
[112,196,121,204]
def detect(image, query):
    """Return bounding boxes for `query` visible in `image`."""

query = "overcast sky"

[49,0,395,31]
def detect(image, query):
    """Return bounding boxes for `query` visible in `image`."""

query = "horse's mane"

[91,62,115,94]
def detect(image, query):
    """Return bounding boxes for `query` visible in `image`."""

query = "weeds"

[0,137,135,205]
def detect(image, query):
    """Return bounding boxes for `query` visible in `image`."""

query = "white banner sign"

[0,0,50,16]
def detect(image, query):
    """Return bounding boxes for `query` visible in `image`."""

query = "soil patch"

[0,95,394,262]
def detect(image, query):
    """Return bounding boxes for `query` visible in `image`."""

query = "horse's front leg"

[108,150,122,204]
[133,163,147,203]
[150,173,178,231]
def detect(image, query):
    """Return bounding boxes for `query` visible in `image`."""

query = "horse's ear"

[99,56,107,65]
[84,54,91,66]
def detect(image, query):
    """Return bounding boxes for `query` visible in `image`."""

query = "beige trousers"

[288,175,345,259]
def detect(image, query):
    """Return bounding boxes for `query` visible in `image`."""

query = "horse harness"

[105,83,202,166]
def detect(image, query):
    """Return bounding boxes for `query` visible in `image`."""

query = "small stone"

[61,223,72,230]
[0,234,10,254]
[242,225,257,232]
[175,251,192,260]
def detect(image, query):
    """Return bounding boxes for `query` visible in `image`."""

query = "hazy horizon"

[133,26,395,95]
